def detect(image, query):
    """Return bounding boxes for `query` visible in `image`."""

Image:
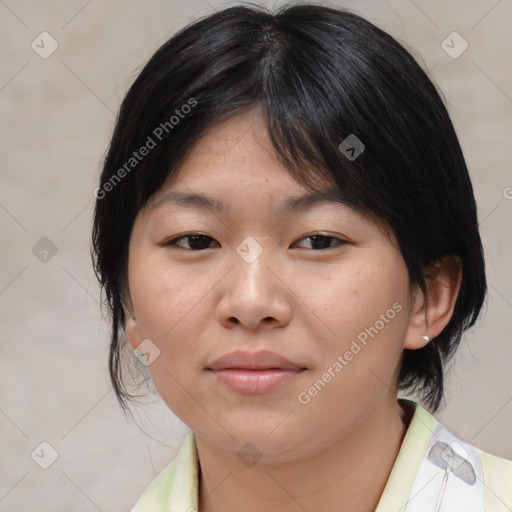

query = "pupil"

[311,236,331,249]
[189,235,210,250]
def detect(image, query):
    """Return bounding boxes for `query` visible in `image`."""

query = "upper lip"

[207,350,305,371]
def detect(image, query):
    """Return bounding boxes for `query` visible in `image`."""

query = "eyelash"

[164,232,347,251]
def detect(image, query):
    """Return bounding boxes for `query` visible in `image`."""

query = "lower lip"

[208,369,304,395]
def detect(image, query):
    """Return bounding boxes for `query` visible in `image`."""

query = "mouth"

[206,350,307,395]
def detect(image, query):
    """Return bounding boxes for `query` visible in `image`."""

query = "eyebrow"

[149,188,346,217]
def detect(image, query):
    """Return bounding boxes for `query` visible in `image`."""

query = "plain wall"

[1,0,511,510]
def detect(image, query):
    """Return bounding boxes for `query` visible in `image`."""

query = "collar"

[131,399,511,511]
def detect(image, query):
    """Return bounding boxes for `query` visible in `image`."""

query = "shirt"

[130,399,512,511]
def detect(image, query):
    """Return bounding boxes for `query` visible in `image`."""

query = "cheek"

[304,254,410,401]
[129,255,218,367]
[309,256,409,342]
[130,265,209,417]
[130,251,198,336]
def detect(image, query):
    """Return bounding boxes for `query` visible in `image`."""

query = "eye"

[293,234,346,250]
[164,233,218,251]
[163,232,346,251]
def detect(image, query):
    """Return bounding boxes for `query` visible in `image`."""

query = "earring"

[422,335,430,342]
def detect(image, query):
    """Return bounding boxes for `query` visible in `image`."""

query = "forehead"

[149,107,335,208]
[129,112,398,254]
[148,113,356,224]
[149,188,352,220]
[183,105,275,158]
[143,108,391,240]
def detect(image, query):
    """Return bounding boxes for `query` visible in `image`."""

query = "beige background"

[0,0,511,510]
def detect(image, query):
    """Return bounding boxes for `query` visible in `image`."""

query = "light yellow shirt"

[130,399,512,511]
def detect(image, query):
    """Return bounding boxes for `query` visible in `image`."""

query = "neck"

[196,397,414,512]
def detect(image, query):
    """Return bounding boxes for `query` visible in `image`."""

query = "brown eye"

[165,233,218,251]
[164,233,346,251]
[293,234,346,250]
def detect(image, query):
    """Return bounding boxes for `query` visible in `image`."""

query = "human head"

[91,2,486,416]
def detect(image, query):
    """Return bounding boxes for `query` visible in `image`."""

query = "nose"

[215,239,292,331]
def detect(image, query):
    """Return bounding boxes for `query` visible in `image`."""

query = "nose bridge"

[217,235,289,329]
[232,235,274,293]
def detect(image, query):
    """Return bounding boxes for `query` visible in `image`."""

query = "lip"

[206,350,307,395]
[207,350,304,371]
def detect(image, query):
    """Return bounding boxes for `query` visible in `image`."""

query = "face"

[125,107,424,462]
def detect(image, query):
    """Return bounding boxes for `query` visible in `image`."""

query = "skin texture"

[124,107,462,512]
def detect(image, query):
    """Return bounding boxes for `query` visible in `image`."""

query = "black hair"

[91,2,486,414]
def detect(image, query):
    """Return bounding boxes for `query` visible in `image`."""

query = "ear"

[404,254,463,350]
[122,298,143,350]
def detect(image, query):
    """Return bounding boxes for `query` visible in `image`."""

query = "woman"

[91,3,512,510]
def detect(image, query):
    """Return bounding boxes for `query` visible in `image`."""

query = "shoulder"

[477,445,512,511]
[402,400,512,511]
[130,431,198,512]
